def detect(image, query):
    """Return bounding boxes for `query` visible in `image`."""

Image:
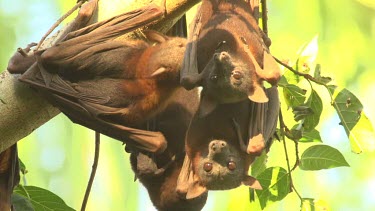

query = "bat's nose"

[214,51,231,63]
[209,140,227,153]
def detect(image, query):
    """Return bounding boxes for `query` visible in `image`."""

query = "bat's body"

[128,17,207,211]
[130,88,207,211]
[177,0,281,198]
[10,4,187,154]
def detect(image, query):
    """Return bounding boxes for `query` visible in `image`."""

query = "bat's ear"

[186,176,207,200]
[256,51,281,85]
[247,49,281,86]
[144,30,168,43]
[198,94,218,117]
[242,175,263,190]
[176,155,208,199]
[151,67,168,77]
[248,83,268,103]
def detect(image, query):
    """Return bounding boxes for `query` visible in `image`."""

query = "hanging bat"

[180,0,281,104]
[7,0,99,75]
[177,87,279,199]
[127,16,207,211]
[130,88,207,210]
[10,3,189,154]
[176,0,281,198]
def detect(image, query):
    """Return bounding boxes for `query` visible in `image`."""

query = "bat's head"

[194,139,254,190]
[177,139,262,200]
[144,30,187,82]
[202,51,253,104]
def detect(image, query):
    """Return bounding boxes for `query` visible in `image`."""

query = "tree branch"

[0,0,199,153]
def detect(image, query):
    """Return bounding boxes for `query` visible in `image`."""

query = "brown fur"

[178,0,280,199]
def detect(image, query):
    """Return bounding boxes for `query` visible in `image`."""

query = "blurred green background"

[1,0,374,210]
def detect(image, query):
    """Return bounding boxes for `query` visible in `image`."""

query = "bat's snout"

[209,140,227,154]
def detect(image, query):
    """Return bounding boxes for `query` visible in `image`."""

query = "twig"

[81,131,100,211]
[274,56,335,103]
[35,0,86,50]
[291,140,299,171]
[279,109,302,200]
[274,56,326,86]
[261,0,268,36]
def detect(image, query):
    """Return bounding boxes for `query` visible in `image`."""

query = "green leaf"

[14,185,75,211]
[281,84,307,108]
[332,88,375,153]
[303,89,323,131]
[19,158,28,175]
[327,85,337,96]
[300,129,322,143]
[255,167,291,209]
[251,151,268,177]
[313,64,332,85]
[12,193,34,211]
[300,145,350,170]
[293,105,314,122]
[301,198,331,211]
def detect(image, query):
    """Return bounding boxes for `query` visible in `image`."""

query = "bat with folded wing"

[176,0,281,198]
[9,2,187,154]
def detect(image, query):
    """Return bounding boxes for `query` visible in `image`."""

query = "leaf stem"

[81,131,100,211]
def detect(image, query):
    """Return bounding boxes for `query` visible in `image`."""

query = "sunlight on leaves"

[300,145,350,170]
[14,185,75,211]
[297,35,319,73]
[332,88,375,153]
[255,167,291,209]
[301,198,331,211]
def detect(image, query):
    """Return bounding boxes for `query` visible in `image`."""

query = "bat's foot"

[247,133,265,156]
[136,152,159,177]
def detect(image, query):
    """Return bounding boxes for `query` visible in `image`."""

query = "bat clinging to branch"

[9,3,188,154]
[180,0,281,105]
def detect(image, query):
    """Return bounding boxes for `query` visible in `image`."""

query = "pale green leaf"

[332,88,375,153]
[300,145,350,170]
[301,198,331,211]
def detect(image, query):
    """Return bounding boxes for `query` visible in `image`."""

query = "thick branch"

[0,0,199,153]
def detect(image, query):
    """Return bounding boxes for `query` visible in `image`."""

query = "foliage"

[1,0,375,210]
[13,185,75,211]
[248,35,375,210]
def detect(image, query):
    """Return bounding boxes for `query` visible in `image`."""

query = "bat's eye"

[203,162,213,172]
[216,40,227,50]
[210,75,218,82]
[227,161,236,171]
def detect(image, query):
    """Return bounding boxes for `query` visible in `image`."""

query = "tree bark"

[0,0,199,153]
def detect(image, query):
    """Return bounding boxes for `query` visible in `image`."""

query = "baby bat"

[177,87,279,199]
[180,0,281,104]
[12,4,187,154]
